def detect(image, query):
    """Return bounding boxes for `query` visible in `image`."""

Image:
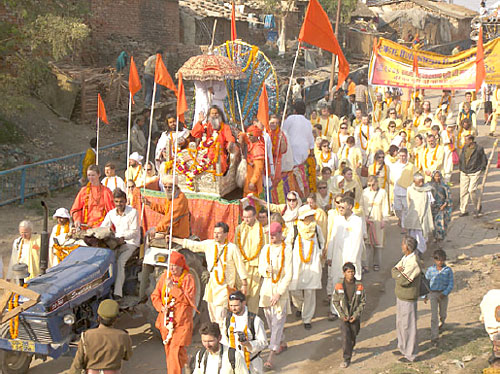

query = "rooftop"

[367,0,477,19]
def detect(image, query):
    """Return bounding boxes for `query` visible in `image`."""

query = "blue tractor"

[0,202,206,374]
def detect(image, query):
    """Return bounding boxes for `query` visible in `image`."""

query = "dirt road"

[0,91,498,374]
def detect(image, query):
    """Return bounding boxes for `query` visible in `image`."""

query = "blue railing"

[0,141,127,206]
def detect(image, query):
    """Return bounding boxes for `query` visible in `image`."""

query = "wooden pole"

[96,118,100,166]
[126,92,132,173]
[281,41,301,124]
[475,139,498,217]
[328,0,342,97]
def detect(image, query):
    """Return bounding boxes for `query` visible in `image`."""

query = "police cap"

[97,299,120,319]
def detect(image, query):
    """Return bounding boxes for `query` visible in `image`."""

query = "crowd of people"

[6,74,500,374]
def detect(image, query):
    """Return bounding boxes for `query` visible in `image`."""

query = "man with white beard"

[191,105,236,175]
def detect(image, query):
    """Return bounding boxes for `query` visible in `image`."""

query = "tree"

[319,0,358,24]
[260,0,295,54]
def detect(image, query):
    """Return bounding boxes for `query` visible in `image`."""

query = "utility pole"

[328,0,342,99]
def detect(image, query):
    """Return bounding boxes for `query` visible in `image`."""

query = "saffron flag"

[231,1,237,41]
[373,38,378,57]
[257,84,270,133]
[177,73,187,123]
[97,93,108,124]
[412,50,419,77]
[476,26,486,92]
[155,53,177,94]
[129,56,141,103]
[298,0,349,88]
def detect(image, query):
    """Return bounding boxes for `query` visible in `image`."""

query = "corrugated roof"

[368,0,477,19]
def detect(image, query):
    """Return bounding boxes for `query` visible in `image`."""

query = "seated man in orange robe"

[142,174,190,238]
[71,164,115,229]
[190,105,236,174]
[238,125,266,198]
[151,251,196,374]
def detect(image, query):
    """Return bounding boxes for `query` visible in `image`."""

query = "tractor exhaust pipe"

[40,201,49,274]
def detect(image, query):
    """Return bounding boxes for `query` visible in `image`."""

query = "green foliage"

[29,14,90,61]
[319,0,358,23]
[0,114,23,144]
[0,1,90,114]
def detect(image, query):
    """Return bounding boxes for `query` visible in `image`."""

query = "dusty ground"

[0,91,498,374]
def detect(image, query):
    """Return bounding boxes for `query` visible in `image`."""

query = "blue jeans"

[144,74,161,107]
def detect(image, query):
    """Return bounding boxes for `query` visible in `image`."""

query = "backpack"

[196,344,237,373]
[418,274,431,297]
[225,311,257,342]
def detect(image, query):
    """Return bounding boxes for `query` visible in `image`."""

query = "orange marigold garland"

[267,242,285,283]
[298,234,314,263]
[237,224,263,262]
[214,241,228,285]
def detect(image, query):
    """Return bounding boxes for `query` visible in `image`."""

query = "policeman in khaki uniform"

[69,299,132,374]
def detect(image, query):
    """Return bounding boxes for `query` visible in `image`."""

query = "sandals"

[276,344,288,355]
[264,361,274,370]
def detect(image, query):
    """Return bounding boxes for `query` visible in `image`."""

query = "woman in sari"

[430,171,452,242]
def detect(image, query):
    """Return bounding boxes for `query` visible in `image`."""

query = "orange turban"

[247,125,263,137]
[169,251,189,272]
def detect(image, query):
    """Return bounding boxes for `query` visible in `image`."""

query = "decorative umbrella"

[176,54,243,81]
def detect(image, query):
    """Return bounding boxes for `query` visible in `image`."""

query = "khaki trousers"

[236,265,261,315]
[429,291,448,341]
[291,289,316,324]
[459,170,481,214]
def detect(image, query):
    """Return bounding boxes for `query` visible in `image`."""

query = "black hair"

[243,205,257,215]
[90,137,97,148]
[229,290,246,302]
[199,322,221,338]
[112,189,127,200]
[293,100,306,115]
[342,262,356,272]
[214,222,230,233]
[433,249,447,261]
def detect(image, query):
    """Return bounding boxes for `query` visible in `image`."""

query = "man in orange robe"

[143,174,190,238]
[239,125,266,198]
[269,114,288,185]
[191,105,236,174]
[71,164,115,229]
[151,251,196,374]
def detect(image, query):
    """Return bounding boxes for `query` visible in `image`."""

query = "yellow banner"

[368,38,500,90]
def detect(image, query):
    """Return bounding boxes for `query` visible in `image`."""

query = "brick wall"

[89,0,179,46]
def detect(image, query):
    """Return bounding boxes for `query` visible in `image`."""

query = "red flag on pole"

[177,73,187,123]
[155,54,178,94]
[298,0,349,88]
[412,50,419,77]
[257,84,270,133]
[97,93,108,124]
[476,26,486,92]
[231,1,237,41]
[129,56,142,103]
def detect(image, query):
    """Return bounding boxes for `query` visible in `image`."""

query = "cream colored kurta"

[289,226,324,291]
[314,208,328,243]
[404,184,435,239]
[8,235,41,280]
[421,145,445,182]
[354,124,370,154]
[328,214,364,281]
[48,224,76,267]
[258,242,293,315]
[368,162,390,192]
[124,165,144,186]
[362,188,389,247]
[330,132,350,154]
[317,115,339,139]
[337,146,362,170]
[367,134,389,155]
[182,239,248,307]
[326,208,340,250]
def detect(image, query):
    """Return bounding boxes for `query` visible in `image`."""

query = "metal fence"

[0,141,127,206]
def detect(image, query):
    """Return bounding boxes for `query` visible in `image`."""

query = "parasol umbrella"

[176,54,243,81]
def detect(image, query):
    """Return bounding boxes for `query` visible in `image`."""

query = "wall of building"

[89,0,179,46]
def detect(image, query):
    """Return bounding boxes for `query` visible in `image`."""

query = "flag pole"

[96,118,100,166]
[140,81,157,226]
[235,92,246,132]
[281,41,301,124]
[167,115,180,254]
[263,134,272,247]
[126,92,132,173]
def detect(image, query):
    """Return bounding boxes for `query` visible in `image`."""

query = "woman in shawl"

[429,171,452,242]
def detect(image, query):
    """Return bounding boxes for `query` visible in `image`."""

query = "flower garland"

[267,242,286,284]
[298,234,314,263]
[17,239,24,261]
[359,125,369,150]
[9,284,28,339]
[214,241,228,285]
[229,316,251,368]
[306,155,317,193]
[130,165,142,182]
[320,152,331,164]
[322,116,330,137]
[424,146,439,169]
[53,243,79,262]
[161,269,188,345]
[83,183,106,226]
[373,163,388,190]
[55,224,69,236]
[237,224,264,262]
[447,130,456,151]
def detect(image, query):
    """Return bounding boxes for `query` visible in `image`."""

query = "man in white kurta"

[8,220,40,281]
[388,148,416,228]
[48,207,75,267]
[440,123,457,183]
[289,206,324,329]
[258,222,293,369]
[362,177,389,271]
[403,174,435,254]
[421,134,444,183]
[101,163,126,192]
[282,101,315,166]
[173,222,248,330]
[327,196,364,286]
[223,292,267,374]
[234,206,265,315]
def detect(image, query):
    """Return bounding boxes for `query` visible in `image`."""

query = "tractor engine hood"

[23,247,115,315]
